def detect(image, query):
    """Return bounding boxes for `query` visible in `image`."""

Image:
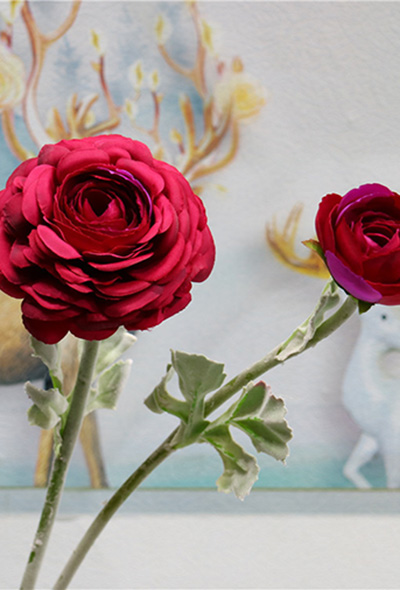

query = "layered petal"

[315,183,400,305]
[0,135,215,343]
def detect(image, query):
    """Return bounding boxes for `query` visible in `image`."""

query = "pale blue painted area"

[0,115,37,181]
[0,488,399,514]
[0,447,386,489]
[137,453,385,490]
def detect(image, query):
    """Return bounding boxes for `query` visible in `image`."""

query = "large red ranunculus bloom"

[315,183,400,305]
[0,135,215,344]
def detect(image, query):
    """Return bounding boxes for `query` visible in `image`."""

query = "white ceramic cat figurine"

[343,305,400,488]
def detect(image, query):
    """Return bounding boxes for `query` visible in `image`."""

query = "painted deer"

[342,305,400,488]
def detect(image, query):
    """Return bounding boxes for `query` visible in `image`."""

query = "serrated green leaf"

[146,351,227,448]
[204,424,259,500]
[25,382,68,430]
[170,350,224,447]
[232,387,292,462]
[30,337,63,391]
[276,279,340,362]
[95,327,136,375]
[144,365,189,421]
[87,359,132,413]
[171,350,226,401]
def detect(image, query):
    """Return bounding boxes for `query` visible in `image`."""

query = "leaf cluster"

[26,328,136,453]
[145,350,292,499]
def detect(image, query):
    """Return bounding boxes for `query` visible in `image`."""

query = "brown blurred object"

[0,292,107,488]
[0,292,45,384]
[34,413,108,488]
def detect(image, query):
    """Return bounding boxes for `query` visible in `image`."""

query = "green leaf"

[86,359,132,414]
[144,365,189,421]
[232,382,292,462]
[302,238,326,262]
[200,382,291,498]
[25,381,69,430]
[356,298,374,314]
[95,327,136,375]
[203,424,259,500]
[170,351,225,447]
[171,350,226,401]
[276,279,340,362]
[145,350,226,448]
[145,351,226,447]
[231,381,266,419]
[30,337,63,391]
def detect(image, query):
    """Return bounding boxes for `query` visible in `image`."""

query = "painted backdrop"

[2,0,400,490]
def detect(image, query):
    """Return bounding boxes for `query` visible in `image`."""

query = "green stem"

[205,294,357,416]
[20,339,100,590]
[53,429,178,590]
[53,291,357,589]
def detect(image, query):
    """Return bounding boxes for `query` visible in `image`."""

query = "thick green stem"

[53,292,357,589]
[20,340,100,590]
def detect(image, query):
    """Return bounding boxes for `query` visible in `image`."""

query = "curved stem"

[53,291,357,589]
[205,294,357,416]
[20,339,100,590]
[53,429,178,590]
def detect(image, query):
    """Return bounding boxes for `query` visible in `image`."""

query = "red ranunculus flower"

[315,183,400,305]
[0,135,215,344]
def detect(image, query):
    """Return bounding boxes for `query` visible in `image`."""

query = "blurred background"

[2,0,400,491]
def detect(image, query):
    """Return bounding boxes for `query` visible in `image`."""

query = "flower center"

[86,189,112,217]
[61,166,152,230]
[361,213,399,248]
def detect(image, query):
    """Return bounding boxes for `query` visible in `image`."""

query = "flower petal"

[325,250,382,303]
[36,225,81,259]
[56,149,110,182]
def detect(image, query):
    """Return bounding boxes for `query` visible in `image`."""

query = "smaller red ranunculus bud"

[314,183,400,305]
[0,135,215,344]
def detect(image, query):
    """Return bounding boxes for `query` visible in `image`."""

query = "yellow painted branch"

[1,109,32,161]
[180,94,197,157]
[189,119,239,182]
[182,107,233,177]
[98,55,120,121]
[190,1,207,97]
[43,0,81,45]
[158,43,192,82]
[21,0,82,147]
